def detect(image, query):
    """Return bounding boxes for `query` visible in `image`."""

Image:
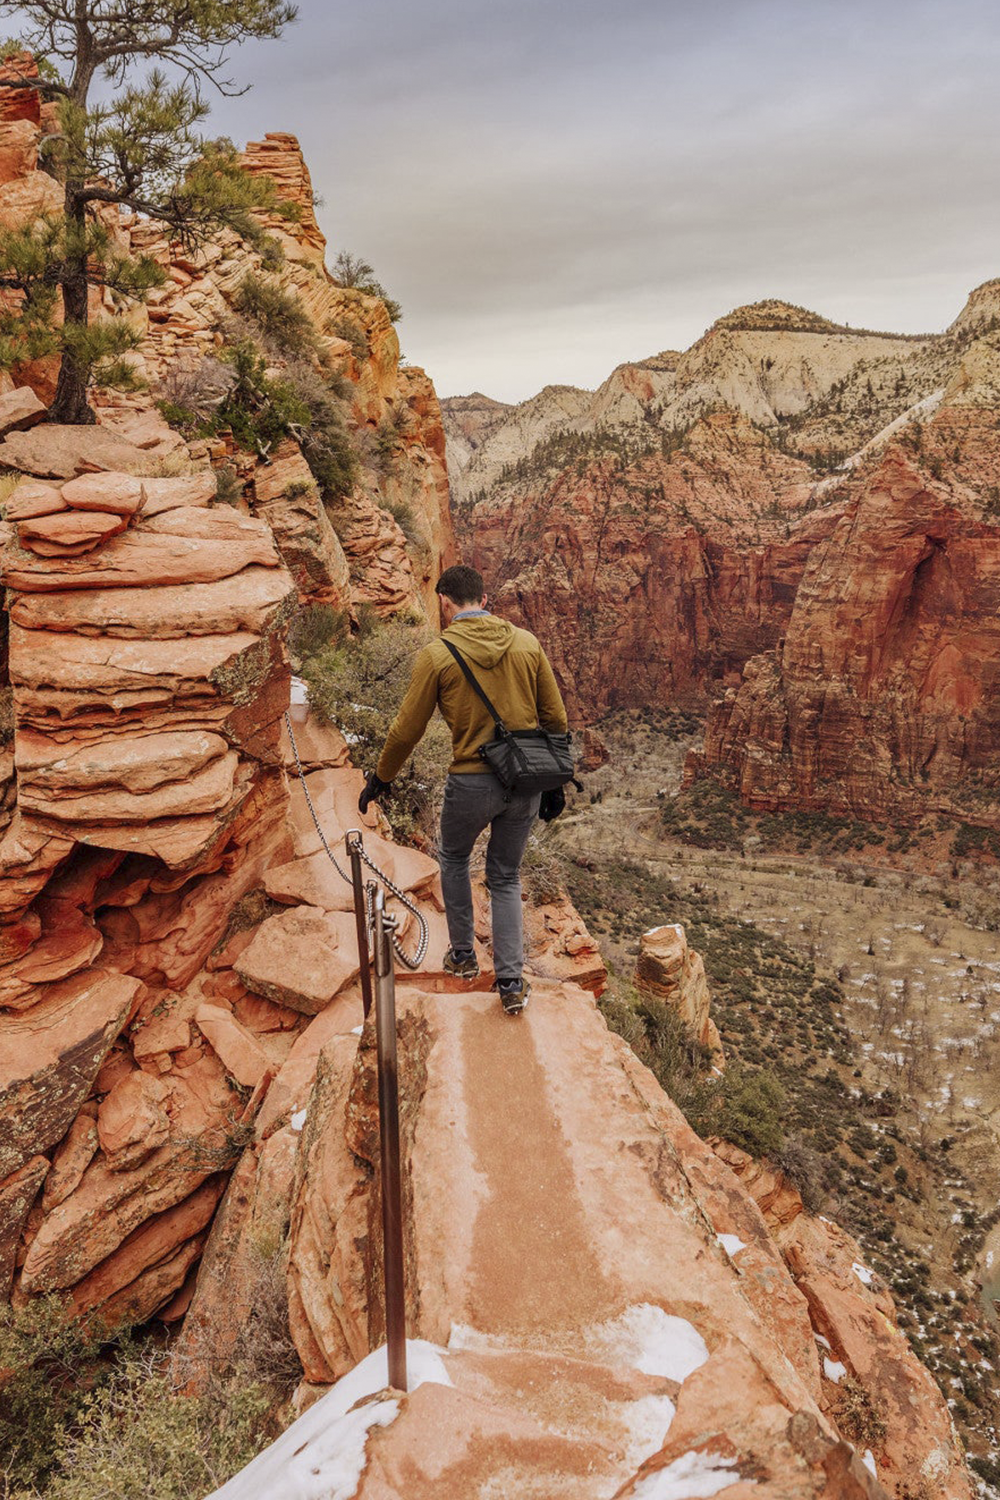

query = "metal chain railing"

[284,710,428,970]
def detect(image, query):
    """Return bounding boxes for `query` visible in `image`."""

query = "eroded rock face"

[462,411,827,720]
[0,466,303,1326]
[117,131,454,623]
[692,444,1000,829]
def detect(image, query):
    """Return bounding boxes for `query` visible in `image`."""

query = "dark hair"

[435,564,485,605]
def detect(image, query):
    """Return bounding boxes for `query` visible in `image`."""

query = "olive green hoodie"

[376,614,568,782]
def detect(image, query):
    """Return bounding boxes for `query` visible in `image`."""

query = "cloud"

[208,0,1000,400]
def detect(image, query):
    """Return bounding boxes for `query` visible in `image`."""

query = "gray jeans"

[438,773,540,981]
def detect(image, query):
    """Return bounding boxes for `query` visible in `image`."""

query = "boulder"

[235,906,360,1014]
[40,1108,99,1211]
[0,385,45,437]
[0,119,40,181]
[17,508,127,554]
[2,524,280,592]
[0,170,62,230]
[60,471,145,516]
[252,439,351,608]
[68,1177,225,1326]
[195,1002,272,1088]
[0,1154,47,1296]
[4,479,67,521]
[0,422,154,478]
[9,566,295,639]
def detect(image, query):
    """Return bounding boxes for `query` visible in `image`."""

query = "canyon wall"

[691,382,1000,830]
[462,410,828,721]
[446,293,1000,826]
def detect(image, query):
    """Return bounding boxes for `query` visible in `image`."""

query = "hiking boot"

[498,977,531,1015]
[442,947,480,980]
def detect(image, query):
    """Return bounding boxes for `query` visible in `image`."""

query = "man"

[359,565,568,1014]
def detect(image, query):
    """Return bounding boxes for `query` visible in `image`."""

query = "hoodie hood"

[442,614,517,669]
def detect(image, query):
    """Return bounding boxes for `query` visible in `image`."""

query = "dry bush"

[521,834,567,905]
[157,354,234,421]
[229,1238,303,1396]
[303,616,451,841]
[832,1375,888,1448]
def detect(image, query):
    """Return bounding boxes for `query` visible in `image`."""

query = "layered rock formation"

[0,464,302,1325]
[691,440,1000,830]
[463,409,825,720]
[0,549,460,1334]
[206,983,969,1500]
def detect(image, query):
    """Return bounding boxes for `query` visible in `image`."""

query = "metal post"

[372,886,407,1392]
[346,830,374,1019]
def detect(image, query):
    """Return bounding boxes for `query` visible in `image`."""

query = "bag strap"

[442,639,509,736]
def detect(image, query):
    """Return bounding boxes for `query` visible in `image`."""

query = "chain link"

[284,711,428,970]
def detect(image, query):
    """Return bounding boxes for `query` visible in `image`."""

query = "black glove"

[359,773,391,814]
[538,786,566,823]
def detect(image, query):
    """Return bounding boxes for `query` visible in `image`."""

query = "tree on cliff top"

[0,0,296,424]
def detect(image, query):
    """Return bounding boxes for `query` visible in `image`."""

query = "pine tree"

[0,1,296,423]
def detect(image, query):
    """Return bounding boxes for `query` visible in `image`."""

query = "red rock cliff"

[692,441,1000,830]
[465,412,828,721]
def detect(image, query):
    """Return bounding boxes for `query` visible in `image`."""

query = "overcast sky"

[205,0,999,402]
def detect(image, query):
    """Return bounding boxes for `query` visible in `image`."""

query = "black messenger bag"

[442,640,579,797]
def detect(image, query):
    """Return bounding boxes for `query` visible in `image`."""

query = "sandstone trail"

[204,933,971,1500]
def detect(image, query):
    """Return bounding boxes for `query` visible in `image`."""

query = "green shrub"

[212,464,243,507]
[328,314,369,363]
[207,340,358,503]
[690,1066,786,1157]
[287,603,349,662]
[331,251,403,323]
[303,616,451,840]
[0,1294,103,1490]
[599,986,708,1108]
[382,496,421,545]
[41,1344,275,1500]
[232,273,317,356]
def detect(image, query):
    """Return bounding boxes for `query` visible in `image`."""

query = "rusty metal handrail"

[346,829,375,1019]
[372,886,407,1391]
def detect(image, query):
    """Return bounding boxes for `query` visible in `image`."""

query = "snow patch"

[451,1304,710,1386]
[631,1450,748,1498]
[587,1303,711,1383]
[852,1261,874,1287]
[717,1233,747,1258]
[205,1340,452,1500]
[823,1356,847,1383]
[862,1450,877,1477]
[289,1109,307,1133]
[619,1393,680,1474]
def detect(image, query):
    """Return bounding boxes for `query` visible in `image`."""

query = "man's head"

[435,565,486,626]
